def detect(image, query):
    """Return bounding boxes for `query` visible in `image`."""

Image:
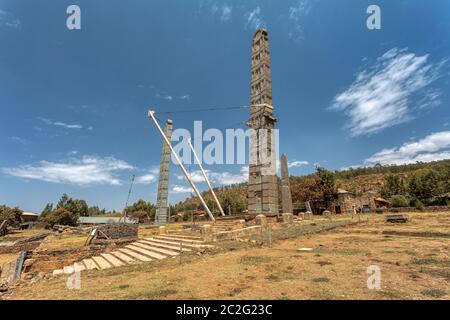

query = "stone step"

[119,248,152,262]
[92,256,113,270]
[165,234,203,241]
[53,269,64,276]
[73,262,86,272]
[140,239,192,252]
[145,237,213,249]
[134,241,179,256]
[101,253,126,267]
[155,235,205,244]
[126,244,167,260]
[63,265,75,274]
[83,258,99,270]
[111,251,137,264]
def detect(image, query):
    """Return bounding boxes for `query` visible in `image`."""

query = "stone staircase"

[52,234,213,276]
[212,219,241,233]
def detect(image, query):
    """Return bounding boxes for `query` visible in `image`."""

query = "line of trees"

[380,168,450,209]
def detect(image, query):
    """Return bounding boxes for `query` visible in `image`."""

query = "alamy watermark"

[366,265,381,290]
[170,121,279,174]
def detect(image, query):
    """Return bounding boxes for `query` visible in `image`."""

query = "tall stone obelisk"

[247,29,278,215]
[154,119,173,225]
[280,154,293,214]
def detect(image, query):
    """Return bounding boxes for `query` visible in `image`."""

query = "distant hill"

[171,159,450,215]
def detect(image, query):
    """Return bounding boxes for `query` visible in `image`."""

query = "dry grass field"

[2,212,449,300]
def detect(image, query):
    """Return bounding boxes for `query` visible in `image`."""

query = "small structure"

[374,197,390,208]
[333,189,376,214]
[21,212,39,222]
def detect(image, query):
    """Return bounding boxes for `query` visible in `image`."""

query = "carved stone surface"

[154,119,173,225]
[247,29,278,215]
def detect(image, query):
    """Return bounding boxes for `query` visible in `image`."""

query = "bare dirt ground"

[3,212,449,300]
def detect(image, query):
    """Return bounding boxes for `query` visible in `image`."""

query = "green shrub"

[389,195,409,208]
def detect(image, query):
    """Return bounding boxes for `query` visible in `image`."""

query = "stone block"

[159,226,166,235]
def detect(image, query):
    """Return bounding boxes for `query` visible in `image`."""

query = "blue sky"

[1,0,450,213]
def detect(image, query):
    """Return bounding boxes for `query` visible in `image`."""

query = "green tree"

[408,169,442,204]
[39,207,79,227]
[381,174,406,198]
[124,199,156,222]
[56,194,88,216]
[0,205,23,227]
[40,203,53,219]
[315,167,336,207]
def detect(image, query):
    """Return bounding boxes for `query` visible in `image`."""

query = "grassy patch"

[239,255,270,265]
[421,289,447,298]
[312,277,330,283]
[411,258,439,265]
[316,248,370,256]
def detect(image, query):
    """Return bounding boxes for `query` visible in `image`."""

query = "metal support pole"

[187,138,225,217]
[148,110,215,222]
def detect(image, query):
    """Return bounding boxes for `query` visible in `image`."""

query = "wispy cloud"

[246,6,264,30]
[331,48,446,136]
[38,117,84,130]
[288,0,311,41]
[179,95,191,100]
[220,5,232,21]
[364,131,450,165]
[209,3,232,22]
[9,136,27,145]
[288,160,309,168]
[156,93,173,101]
[2,156,134,186]
[135,167,159,185]
[0,10,20,29]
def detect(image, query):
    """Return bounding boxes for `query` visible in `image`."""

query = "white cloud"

[179,95,190,100]
[2,156,134,186]
[288,0,311,41]
[38,117,84,130]
[0,10,20,29]
[135,167,159,185]
[171,185,194,194]
[246,6,264,30]
[364,131,450,165]
[288,160,309,168]
[331,48,446,136]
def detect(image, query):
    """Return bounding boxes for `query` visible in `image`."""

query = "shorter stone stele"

[282,213,294,224]
[305,211,313,220]
[159,226,166,235]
